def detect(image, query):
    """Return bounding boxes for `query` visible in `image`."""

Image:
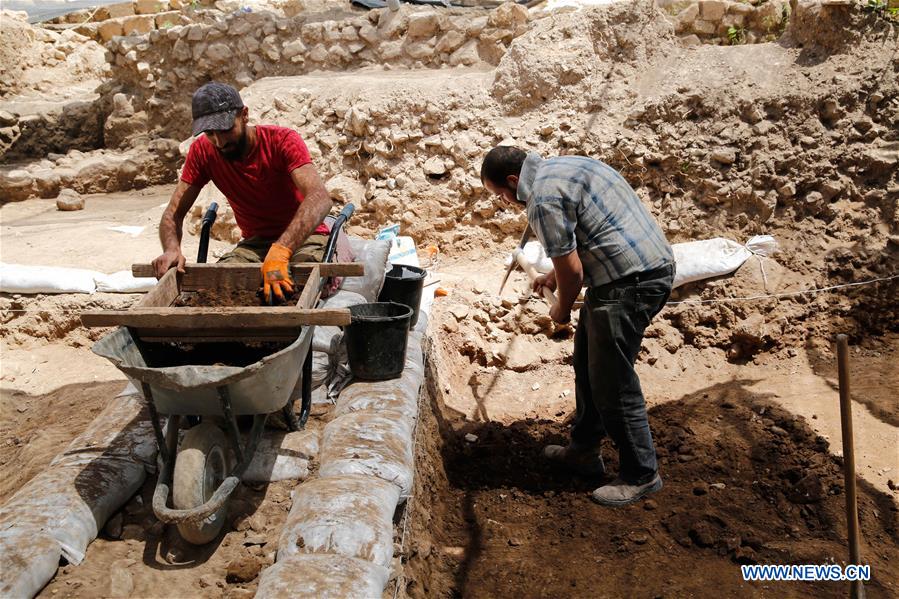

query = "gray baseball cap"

[191,82,244,136]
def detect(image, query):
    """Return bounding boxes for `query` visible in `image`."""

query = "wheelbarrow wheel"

[172,422,231,545]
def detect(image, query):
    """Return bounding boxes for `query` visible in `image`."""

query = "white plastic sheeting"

[0,388,156,597]
[242,430,319,483]
[672,235,778,288]
[0,263,155,294]
[255,554,391,599]
[277,474,400,567]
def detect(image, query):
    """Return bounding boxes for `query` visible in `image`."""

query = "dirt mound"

[0,10,108,99]
[0,381,121,504]
[0,293,135,348]
[492,4,675,113]
[402,379,899,598]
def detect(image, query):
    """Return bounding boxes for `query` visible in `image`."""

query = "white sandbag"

[256,553,390,599]
[342,238,390,302]
[242,430,319,483]
[278,474,400,567]
[94,270,156,293]
[504,240,554,274]
[672,235,778,288]
[0,263,97,294]
[333,326,426,421]
[310,290,368,393]
[0,531,61,599]
[319,410,414,497]
[0,391,156,568]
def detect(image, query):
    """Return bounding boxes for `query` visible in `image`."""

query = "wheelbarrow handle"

[197,202,219,264]
[322,203,355,265]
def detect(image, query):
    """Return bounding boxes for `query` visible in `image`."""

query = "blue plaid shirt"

[518,153,673,288]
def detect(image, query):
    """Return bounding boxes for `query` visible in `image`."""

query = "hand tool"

[498,225,534,295]
[514,249,559,311]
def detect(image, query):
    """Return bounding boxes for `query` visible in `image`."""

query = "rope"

[393,335,428,599]
[664,273,897,306]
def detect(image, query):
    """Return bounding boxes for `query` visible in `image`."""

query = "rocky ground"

[1,0,897,596]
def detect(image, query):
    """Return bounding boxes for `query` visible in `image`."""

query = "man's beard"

[219,129,248,161]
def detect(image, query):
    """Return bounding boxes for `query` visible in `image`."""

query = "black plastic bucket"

[345,302,413,380]
[378,264,426,328]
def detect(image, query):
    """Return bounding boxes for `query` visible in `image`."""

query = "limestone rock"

[0,169,34,201]
[435,30,465,53]
[676,3,699,33]
[710,147,737,165]
[699,0,726,20]
[32,170,61,198]
[226,555,263,583]
[56,188,85,211]
[325,174,366,206]
[121,14,155,36]
[0,110,17,127]
[423,156,447,175]
[488,2,528,28]
[407,11,439,39]
[134,0,168,14]
[282,39,307,60]
[94,2,134,20]
[449,39,479,66]
[404,38,435,60]
[98,19,125,41]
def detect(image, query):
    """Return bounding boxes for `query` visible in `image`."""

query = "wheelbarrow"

[83,204,357,544]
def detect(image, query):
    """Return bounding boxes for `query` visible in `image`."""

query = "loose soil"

[175,289,274,308]
[401,369,899,598]
[0,381,123,504]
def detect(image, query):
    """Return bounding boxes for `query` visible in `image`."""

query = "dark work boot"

[543,443,605,476]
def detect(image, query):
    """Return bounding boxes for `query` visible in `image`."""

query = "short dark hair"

[480,146,527,188]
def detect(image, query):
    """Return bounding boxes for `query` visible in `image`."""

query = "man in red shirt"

[151,82,333,303]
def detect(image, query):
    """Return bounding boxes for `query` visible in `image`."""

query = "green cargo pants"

[216,234,329,264]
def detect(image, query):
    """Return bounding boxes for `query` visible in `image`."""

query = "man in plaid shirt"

[481,146,675,506]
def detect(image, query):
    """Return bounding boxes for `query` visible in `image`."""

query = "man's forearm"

[555,272,582,312]
[159,207,183,252]
[276,188,333,251]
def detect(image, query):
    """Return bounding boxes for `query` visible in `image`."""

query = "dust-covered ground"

[1,0,898,596]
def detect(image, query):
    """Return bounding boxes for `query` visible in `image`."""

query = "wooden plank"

[135,267,179,308]
[81,307,352,328]
[296,265,320,310]
[131,263,364,291]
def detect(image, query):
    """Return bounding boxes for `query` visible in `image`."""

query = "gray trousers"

[570,264,674,485]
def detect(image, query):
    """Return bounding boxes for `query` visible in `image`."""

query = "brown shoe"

[591,474,663,506]
[543,443,605,476]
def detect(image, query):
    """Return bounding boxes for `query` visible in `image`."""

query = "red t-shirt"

[181,125,330,239]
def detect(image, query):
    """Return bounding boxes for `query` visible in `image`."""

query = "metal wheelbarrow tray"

[80,256,363,544]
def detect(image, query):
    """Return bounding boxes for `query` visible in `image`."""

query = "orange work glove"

[261,243,295,304]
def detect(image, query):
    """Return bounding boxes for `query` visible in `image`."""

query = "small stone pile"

[661,0,792,46]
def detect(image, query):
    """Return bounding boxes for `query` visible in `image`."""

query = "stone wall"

[659,0,792,45]
[102,2,529,138]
